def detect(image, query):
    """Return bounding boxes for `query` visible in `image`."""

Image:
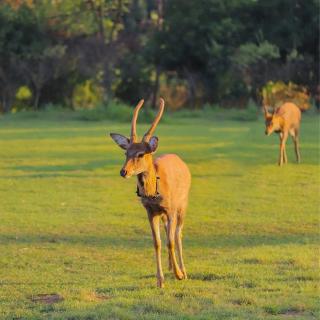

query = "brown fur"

[264,102,301,166]
[110,99,191,288]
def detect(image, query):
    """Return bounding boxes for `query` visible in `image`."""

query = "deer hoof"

[157,278,164,288]
[175,270,184,280]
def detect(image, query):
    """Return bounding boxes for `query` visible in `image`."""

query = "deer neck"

[279,117,285,129]
[137,157,157,197]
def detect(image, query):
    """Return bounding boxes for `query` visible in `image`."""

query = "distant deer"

[110,98,191,288]
[263,102,301,166]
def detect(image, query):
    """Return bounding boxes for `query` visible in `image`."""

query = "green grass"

[0,113,319,319]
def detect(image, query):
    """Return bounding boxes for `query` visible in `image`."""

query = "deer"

[109,98,191,288]
[263,102,301,166]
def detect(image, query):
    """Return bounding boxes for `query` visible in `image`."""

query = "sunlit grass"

[0,114,319,319]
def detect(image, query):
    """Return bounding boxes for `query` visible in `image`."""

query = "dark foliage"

[0,0,318,112]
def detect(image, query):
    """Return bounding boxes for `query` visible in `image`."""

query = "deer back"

[154,154,191,209]
[276,102,301,129]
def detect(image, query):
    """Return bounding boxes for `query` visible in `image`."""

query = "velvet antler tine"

[263,104,269,118]
[143,98,165,142]
[131,99,144,142]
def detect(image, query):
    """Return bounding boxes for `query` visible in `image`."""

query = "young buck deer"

[263,102,301,166]
[110,98,191,288]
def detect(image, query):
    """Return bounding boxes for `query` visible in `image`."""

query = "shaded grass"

[0,113,319,319]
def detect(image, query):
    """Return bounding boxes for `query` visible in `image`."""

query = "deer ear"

[110,133,130,150]
[148,136,158,153]
[263,105,272,119]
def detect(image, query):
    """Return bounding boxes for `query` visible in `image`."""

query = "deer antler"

[263,103,270,118]
[130,99,145,143]
[143,98,165,142]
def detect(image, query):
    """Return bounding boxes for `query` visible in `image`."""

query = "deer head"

[110,98,165,178]
[263,104,282,136]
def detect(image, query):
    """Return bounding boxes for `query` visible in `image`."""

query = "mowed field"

[0,113,319,320]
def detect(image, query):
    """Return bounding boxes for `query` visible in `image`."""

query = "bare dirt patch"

[30,293,64,304]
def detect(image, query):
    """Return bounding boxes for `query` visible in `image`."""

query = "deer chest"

[141,195,166,213]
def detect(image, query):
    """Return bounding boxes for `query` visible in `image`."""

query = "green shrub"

[76,101,161,122]
[72,80,104,110]
[261,81,311,111]
[229,100,259,121]
[12,86,33,112]
[170,102,258,122]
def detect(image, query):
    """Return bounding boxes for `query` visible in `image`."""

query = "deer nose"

[120,169,127,177]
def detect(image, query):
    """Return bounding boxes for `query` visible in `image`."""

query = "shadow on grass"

[179,139,319,166]
[11,159,113,172]
[0,232,318,249]
[185,232,319,248]
[0,172,115,179]
[3,159,122,179]
[189,273,235,281]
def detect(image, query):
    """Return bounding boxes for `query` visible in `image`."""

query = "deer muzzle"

[120,168,127,178]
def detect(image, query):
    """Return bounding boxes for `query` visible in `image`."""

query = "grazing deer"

[110,98,191,288]
[263,102,301,166]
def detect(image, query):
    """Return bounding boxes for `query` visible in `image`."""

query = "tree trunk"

[88,0,105,41]
[184,68,196,109]
[109,0,122,43]
[34,88,41,110]
[1,91,13,113]
[151,67,160,109]
[97,3,105,41]
[1,94,5,113]
[151,0,164,109]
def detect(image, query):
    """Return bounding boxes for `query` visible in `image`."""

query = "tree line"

[0,0,318,113]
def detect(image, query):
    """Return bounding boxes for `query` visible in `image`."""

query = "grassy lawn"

[0,113,319,319]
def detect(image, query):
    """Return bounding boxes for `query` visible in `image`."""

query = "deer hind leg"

[148,213,164,288]
[292,130,301,163]
[167,215,184,280]
[175,216,187,279]
[161,215,172,271]
[283,144,288,164]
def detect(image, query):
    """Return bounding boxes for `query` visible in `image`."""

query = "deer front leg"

[167,215,184,280]
[279,131,288,166]
[161,215,172,271]
[148,213,164,288]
